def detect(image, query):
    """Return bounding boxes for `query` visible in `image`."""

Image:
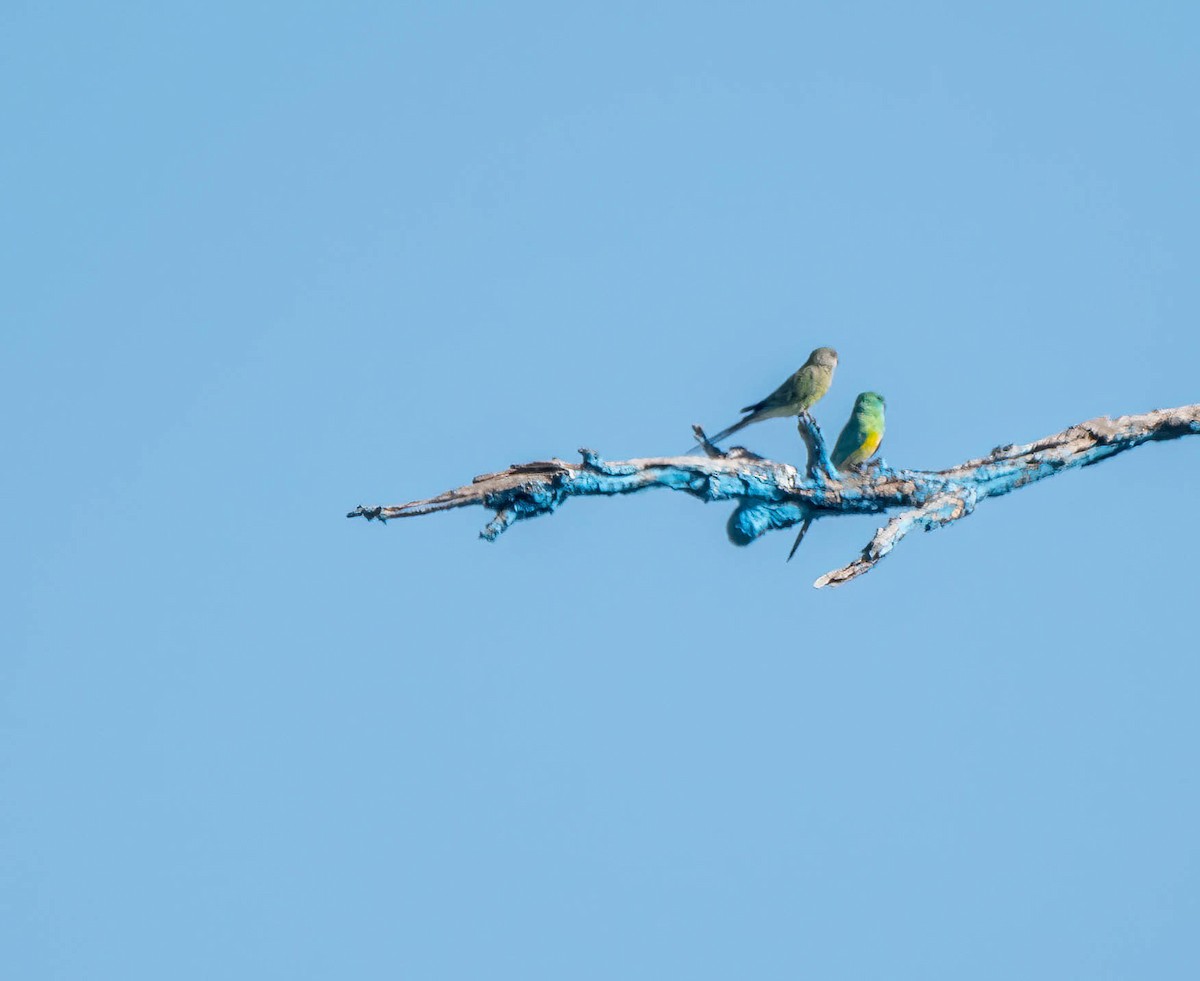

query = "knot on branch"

[728,501,810,546]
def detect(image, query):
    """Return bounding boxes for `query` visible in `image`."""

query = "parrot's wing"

[741,371,797,414]
[830,418,862,469]
[789,364,823,406]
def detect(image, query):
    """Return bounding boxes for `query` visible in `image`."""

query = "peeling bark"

[347,404,1200,588]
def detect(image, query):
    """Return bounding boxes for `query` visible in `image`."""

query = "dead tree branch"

[347,404,1199,587]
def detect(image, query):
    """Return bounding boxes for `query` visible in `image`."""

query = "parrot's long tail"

[786,517,814,563]
[685,412,758,455]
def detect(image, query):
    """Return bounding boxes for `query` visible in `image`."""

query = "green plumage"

[705,347,838,447]
[831,392,887,471]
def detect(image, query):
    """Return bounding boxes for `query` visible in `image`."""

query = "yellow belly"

[845,428,883,465]
[859,429,883,458]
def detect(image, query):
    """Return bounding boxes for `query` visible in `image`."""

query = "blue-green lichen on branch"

[346,404,1199,587]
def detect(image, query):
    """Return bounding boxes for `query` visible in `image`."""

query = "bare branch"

[813,490,976,588]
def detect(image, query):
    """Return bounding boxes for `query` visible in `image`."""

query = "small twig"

[813,489,976,587]
[690,425,725,459]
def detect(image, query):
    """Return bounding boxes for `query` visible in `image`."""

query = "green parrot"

[831,391,887,472]
[702,347,838,448]
[786,391,886,562]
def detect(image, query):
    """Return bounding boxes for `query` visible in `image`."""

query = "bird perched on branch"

[700,347,838,448]
[831,391,886,472]
[787,390,886,562]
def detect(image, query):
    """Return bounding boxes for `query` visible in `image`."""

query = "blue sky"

[5,3,1199,978]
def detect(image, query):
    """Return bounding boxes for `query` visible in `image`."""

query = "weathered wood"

[347,403,1200,587]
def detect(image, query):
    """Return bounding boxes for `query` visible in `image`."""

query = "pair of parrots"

[702,347,885,472]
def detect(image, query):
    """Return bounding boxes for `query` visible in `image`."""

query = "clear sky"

[5,2,1199,978]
